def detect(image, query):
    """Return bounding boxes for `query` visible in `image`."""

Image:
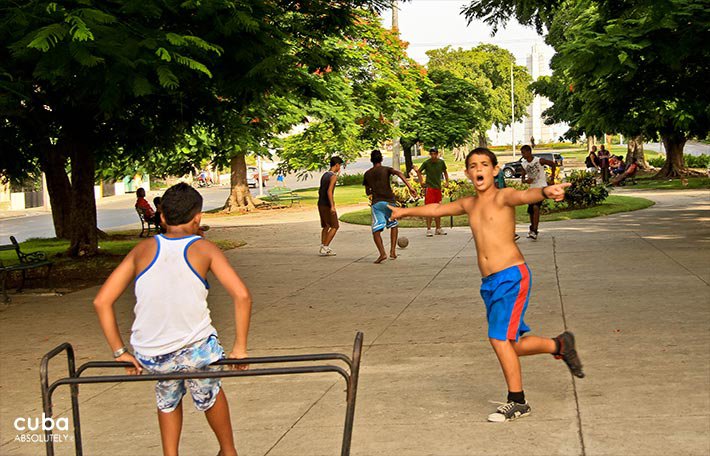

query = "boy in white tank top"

[94,183,252,456]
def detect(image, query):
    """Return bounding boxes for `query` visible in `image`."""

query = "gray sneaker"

[487,401,531,422]
[555,331,585,378]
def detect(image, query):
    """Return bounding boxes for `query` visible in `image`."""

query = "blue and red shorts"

[480,264,532,341]
[424,187,443,205]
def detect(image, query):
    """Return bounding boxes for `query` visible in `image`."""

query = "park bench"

[267,187,302,206]
[135,207,157,237]
[0,236,53,303]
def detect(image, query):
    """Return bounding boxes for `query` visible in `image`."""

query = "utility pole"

[510,62,516,158]
[391,0,401,171]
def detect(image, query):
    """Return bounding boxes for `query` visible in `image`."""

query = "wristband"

[113,346,128,358]
[541,186,550,199]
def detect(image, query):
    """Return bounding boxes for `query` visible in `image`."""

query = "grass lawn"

[339,195,655,228]
[292,184,369,206]
[624,176,710,190]
[0,232,244,292]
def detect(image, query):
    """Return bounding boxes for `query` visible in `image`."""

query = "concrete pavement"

[0,189,708,455]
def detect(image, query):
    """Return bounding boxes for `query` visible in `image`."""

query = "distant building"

[487,43,568,146]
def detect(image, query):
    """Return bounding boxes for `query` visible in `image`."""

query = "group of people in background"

[585,145,638,186]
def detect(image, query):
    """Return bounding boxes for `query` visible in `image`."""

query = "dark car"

[501,153,564,179]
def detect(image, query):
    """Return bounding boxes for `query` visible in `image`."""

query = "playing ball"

[397,236,409,249]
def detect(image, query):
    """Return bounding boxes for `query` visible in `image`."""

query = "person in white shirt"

[520,145,556,240]
[94,183,252,456]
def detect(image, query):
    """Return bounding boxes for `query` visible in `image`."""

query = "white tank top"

[523,157,548,188]
[131,235,216,356]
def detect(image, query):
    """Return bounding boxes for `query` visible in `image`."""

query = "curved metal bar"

[48,364,350,400]
[40,334,364,456]
[341,332,363,456]
[75,352,353,377]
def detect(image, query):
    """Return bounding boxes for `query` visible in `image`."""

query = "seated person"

[153,196,165,233]
[135,188,156,222]
[611,156,626,176]
[611,159,639,186]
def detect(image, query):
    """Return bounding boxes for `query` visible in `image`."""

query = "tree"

[464,0,710,177]
[400,69,485,159]
[1,0,397,253]
[425,45,533,147]
[274,11,425,176]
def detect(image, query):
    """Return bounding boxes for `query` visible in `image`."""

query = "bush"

[337,173,364,186]
[647,154,710,168]
[685,154,710,168]
[562,170,609,209]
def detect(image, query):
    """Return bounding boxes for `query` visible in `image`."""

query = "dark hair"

[521,145,532,154]
[153,196,162,207]
[161,183,203,226]
[465,147,498,167]
[370,149,383,164]
[429,147,438,153]
[330,156,344,167]
[136,188,146,198]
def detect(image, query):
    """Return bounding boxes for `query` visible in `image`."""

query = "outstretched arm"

[392,169,418,198]
[499,183,571,207]
[389,197,469,220]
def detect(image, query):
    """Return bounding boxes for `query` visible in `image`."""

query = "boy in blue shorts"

[390,147,584,422]
[94,183,252,455]
[363,149,417,263]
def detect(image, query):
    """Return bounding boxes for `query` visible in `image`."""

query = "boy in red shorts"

[390,148,584,422]
[414,147,449,237]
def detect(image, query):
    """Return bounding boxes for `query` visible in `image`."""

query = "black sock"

[507,391,525,404]
[553,337,561,356]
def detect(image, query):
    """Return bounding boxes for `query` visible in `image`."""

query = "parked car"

[247,166,269,188]
[501,153,564,179]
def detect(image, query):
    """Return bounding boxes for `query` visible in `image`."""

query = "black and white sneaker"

[487,401,531,422]
[555,331,585,378]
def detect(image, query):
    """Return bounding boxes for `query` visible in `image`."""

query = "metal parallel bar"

[41,333,364,456]
[341,332,363,456]
[48,365,351,398]
[75,352,353,377]
[40,343,79,456]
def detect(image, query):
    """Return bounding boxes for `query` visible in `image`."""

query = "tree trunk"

[224,154,256,212]
[67,142,99,257]
[39,143,73,239]
[586,136,596,153]
[625,135,648,170]
[656,133,687,178]
[477,131,487,147]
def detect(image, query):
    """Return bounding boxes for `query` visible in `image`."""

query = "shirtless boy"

[389,147,584,422]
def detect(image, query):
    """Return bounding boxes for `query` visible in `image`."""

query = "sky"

[381,0,554,66]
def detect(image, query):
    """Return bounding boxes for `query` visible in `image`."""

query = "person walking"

[520,145,556,240]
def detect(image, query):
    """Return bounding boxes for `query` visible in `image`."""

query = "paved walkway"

[0,189,708,455]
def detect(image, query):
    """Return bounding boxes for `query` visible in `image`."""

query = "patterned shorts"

[135,334,225,413]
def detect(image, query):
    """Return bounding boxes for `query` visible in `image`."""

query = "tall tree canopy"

[425,44,533,146]
[464,0,710,177]
[1,0,395,255]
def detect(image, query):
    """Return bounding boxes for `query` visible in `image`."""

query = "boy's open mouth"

[476,175,484,183]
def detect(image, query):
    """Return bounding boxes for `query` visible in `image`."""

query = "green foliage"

[337,173,365,186]
[685,154,710,169]
[648,154,710,169]
[425,45,533,131]
[400,69,485,151]
[561,170,609,209]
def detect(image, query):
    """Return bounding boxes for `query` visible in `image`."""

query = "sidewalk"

[0,190,708,455]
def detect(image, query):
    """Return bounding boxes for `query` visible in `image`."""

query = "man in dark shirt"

[317,156,343,256]
[363,149,417,263]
